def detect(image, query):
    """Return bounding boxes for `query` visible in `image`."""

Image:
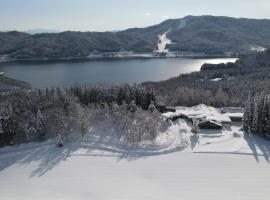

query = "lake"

[0,58,237,88]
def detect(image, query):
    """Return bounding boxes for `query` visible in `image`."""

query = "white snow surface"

[155,32,172,53]
[1,107,270,200]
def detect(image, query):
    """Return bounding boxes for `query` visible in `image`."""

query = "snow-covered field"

[1,112,270,200]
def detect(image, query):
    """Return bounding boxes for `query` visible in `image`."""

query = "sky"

[1,0,270,32]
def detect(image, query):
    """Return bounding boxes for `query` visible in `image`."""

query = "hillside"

[1,15,270,60]
[0,76,31,91]
[143,50,270,107]
[165,16,270,54]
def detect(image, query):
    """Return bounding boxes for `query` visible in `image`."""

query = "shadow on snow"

[1,130,270,177]
[244,133,270,163]
[0,132,188,177]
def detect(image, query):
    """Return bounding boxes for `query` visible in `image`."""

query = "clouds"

[144,12,152,17]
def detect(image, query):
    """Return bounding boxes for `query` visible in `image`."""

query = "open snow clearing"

[0,107,270,200]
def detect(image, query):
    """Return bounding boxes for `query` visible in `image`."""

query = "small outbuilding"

[221,107,244,122]
[223,113,243,122]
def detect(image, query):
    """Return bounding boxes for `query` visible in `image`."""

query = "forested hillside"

[0,76,31,90]
[144,50,270,107]
[1,16,270,60]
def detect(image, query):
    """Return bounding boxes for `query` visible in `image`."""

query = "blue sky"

[1,0,270,31]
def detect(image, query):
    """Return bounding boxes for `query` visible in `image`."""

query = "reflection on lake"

[0,58,237,88]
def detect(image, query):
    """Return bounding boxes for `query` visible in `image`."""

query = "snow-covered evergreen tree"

[251,97,259,133]
[36,109,46,141]
[191,120,200,134]
[262,95,270,137]
[243,96,253,132]
[128,100,137,113]
[244,93,270,138]
[0,104,18,146]
[148,100,156,113]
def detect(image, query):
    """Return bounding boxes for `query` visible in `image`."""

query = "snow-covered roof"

[162,104,231,123]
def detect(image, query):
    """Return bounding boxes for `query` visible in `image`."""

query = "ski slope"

[155,32,171,53]
[0,120,270,200]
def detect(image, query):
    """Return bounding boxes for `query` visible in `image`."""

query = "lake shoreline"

[0,53,236,64]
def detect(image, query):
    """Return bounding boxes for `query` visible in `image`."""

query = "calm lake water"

[0,58,237,88]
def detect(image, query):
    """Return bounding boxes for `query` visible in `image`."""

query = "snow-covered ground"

[0,107,270,200]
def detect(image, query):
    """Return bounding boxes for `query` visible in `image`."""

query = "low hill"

[0,76,31,91]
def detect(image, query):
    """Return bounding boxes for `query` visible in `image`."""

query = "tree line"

[0,84,159,147]
[243,93,270,138]
[144,50,270,107]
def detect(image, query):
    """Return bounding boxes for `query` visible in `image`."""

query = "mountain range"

[24,29,60,35]
[1,15,270,60]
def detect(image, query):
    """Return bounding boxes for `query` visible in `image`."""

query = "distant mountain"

[25,28,60,34]
[1,15,270,60]
[165,16,270,54]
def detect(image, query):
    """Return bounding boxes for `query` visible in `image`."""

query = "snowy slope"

[0,135,269,200]
[0,107,270,200]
